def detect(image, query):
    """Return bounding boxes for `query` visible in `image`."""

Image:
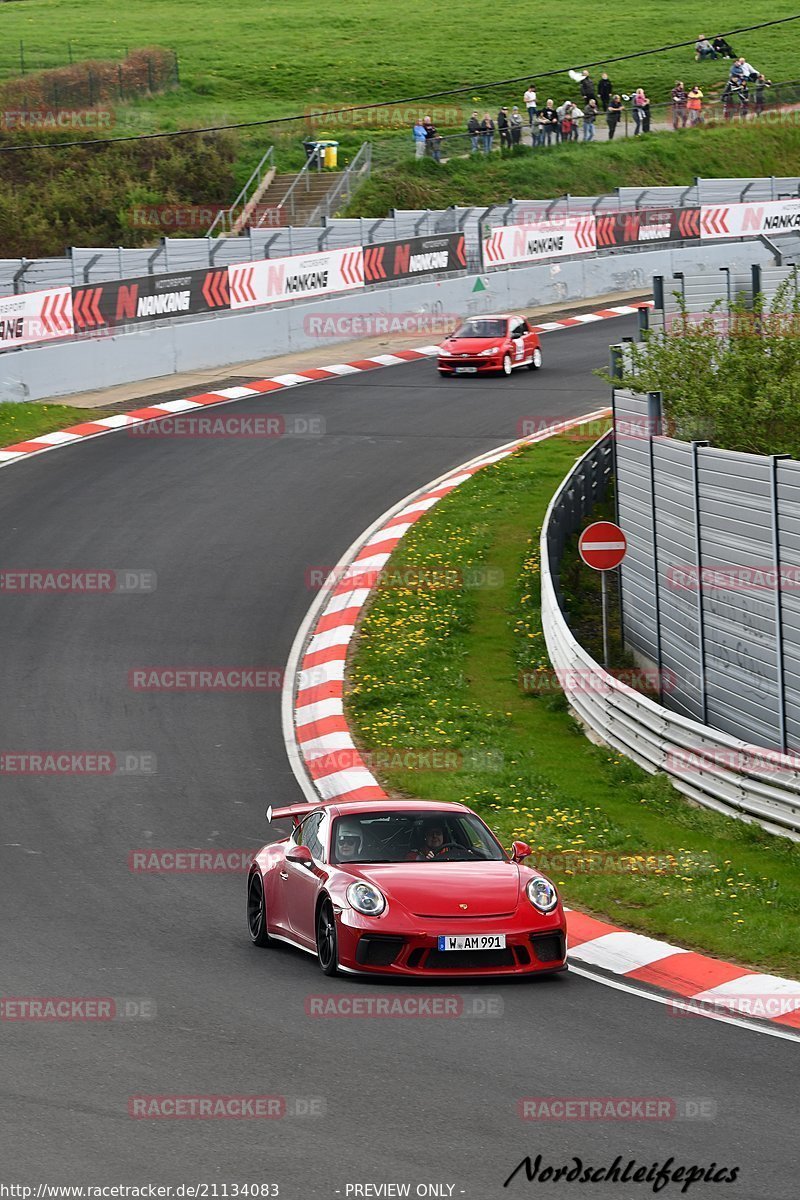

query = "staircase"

[255,171,339,227]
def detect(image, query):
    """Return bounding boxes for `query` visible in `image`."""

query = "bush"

[0,48,177,109]
[604,278,800,456]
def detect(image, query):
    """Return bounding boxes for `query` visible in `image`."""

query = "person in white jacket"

[523,85,538,126]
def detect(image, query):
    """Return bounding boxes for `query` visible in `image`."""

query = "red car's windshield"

[452,319,508,339]
[331,811,505,864]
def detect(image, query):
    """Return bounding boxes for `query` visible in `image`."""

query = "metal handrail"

[258,147,327,229]
[207,145,275,238]
[305,143,372,226]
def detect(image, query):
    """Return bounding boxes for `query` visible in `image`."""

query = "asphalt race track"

[1,318,796,1198]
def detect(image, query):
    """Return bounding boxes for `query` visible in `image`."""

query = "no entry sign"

[578,521,627,571]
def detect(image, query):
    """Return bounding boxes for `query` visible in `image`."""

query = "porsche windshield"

[331,811,505,864]
[452,319,508,339]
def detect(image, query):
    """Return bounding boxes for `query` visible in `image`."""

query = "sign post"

[578,521,628,669]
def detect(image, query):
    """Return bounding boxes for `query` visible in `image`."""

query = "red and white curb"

[0,302,649,469]
[284,404,799,1035]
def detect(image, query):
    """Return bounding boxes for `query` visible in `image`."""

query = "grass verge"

[345,423,800,977]
[0,402,114,448]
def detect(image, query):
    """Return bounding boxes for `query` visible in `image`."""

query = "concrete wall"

[0,239,778,402]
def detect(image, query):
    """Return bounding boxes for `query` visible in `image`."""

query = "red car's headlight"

[346,881,386,916]
[526,876,558,912]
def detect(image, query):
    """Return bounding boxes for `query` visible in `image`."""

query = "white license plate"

[437,934,506,951]
[454,366,477,374]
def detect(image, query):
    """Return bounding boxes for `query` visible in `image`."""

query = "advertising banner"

[483,216,596,267]
[363,233,466,283]
[595,208,701,247]
[71,268,230,333]
[228,247,364,311]
[0,286,73,349]
[700,197,800,239]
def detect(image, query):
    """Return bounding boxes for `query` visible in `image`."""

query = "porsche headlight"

[346,881,386,916]
[479,346,500,356]
[526,875,558,913]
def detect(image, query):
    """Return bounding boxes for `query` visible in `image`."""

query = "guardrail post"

[691,440,710,722]
[13,260,29,295]
[771,454,791,751]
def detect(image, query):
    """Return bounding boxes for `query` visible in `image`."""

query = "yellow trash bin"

[323,142,338,169]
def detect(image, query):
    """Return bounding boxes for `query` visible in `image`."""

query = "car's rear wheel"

[316,900,339,976]
[501,353,513,376]
[528,347,543,370]
[247,871,273,947]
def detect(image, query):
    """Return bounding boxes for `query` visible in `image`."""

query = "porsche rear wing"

[266,800,334,826]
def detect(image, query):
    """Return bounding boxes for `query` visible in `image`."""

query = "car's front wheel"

[501,353,513,376]
[316,900,339,976]
[247,871,273,947]
[528,347,543,370]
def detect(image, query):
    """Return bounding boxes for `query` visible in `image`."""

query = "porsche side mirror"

[285,844,314,867]
[511,840,531,862]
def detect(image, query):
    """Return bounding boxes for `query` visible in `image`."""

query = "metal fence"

[541,433,800,840]
[4,175,800,297]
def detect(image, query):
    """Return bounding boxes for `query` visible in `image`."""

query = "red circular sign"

[578,521,627,571]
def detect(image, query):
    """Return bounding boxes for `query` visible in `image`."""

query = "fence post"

[173,50,180,85]
[68,40,73,65]
[691,440,710,722]
[88,70,95,107]
[147,57,154,93]
[19,40,25,75]
[770,454,791,751]
[118,64,124,100]
[647,392,664,697]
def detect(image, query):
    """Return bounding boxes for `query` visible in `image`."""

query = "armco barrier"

[0,239,780,402]
[540,433,800,841]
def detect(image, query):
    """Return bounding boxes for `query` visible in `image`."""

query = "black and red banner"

[363,233,466,284]
[71,267,231,333]
[595,208,701,248]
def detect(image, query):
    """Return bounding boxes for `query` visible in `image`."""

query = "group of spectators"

[412,38,775,160]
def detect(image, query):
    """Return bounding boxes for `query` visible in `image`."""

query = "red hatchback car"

[437,314,542,377]
[247,798,567,978]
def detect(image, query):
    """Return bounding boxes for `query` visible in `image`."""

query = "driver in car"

[410,821,446,860]
[335,819,363,861]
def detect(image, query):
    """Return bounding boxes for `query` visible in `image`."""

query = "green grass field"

[345,427,800,976]
[1,2,798,130]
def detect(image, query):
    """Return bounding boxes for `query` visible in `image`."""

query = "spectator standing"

[754,75,772,115]
[467,111,481,152]
[509,106,524,145]
[687,85,703,125]
[560,103,575,141]
[598,73,613,111]
[567,101,583,140]
[583,98,597,141]
[538,100,559,145]
[671,81,688,129]
[606,94,623,139]
[523,84,538,126]
[695,36,717,61]
[412,121,427,158]
[480,112,495,153]
[580,70,597,104]
[423,117,442,163]
[632,88,649,135]
[498,106,510,148]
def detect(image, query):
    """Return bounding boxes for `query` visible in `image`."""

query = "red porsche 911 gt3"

[247,798,567,977]
[437,314,542,377]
